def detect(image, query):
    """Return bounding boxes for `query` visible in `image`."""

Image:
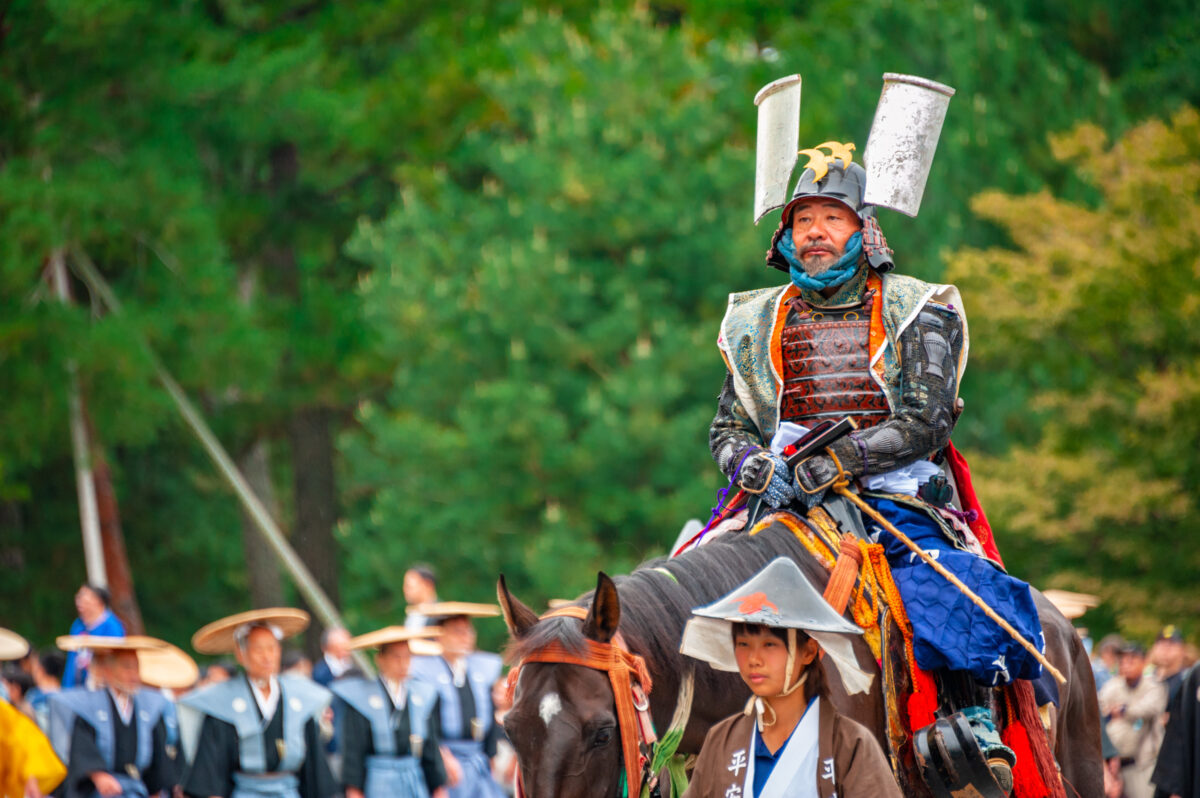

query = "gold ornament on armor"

[796,141,856,182]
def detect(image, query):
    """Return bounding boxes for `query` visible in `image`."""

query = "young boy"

[680,557,901,797]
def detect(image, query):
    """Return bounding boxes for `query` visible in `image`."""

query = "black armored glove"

[738,450,797,509]
[793,453,842,509]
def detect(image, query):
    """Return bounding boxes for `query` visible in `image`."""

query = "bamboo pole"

[834,482,1066,685]
[49,251,107,588]
[70,248,373,675]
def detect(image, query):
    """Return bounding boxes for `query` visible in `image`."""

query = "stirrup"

[914,713,1012,798]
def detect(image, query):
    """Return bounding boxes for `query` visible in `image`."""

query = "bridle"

[507,606,658,797]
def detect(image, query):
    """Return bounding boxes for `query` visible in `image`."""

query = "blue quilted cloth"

[865,497,1044,685]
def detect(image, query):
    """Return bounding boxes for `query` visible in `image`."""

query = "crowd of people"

[10,570,1200,797]
[1,565,519,798]
[5,123,1199,798]
[1088,626,1200,798]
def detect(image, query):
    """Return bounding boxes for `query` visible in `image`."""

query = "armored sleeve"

[825,303,963,477]
[709,372,775,491]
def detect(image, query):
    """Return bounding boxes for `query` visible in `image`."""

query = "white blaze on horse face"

[539,692,563,727]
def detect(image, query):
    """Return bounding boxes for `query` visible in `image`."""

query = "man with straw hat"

[2,626,66,798]
[679,558,900,797]
[408,602,505,798]
[331,626,448,798]
[49,634,181,798]
[178,608,334,798]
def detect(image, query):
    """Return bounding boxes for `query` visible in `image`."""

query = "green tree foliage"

[0,0,1194,652]
[342,11,757,641]
[947,108,1200,638]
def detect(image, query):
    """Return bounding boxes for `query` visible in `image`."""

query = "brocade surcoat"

[711,269,968,483]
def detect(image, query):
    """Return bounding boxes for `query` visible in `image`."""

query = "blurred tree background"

[0,0,1195,655]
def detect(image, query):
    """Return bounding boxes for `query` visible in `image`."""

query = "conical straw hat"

[0,627,30,660]
[56,634,170,653]
[137,643,200,689]
[415,602,501,621]
[348,626,441,651]
[191,608,310,655]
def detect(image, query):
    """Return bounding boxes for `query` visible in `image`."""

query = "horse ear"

[583,572,620,644]
[497,574,540,639]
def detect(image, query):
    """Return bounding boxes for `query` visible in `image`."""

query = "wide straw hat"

[56,634,171,653]
[415,602,501,621]
[408,638,444,657]
[1041,589,1100,621]
[348,626,442,651]
[57,634,194,686]
[191,608,310,655]
[137,643,200,689]
[0,627,30,660]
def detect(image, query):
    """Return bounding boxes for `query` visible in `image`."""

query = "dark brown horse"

[497,517,1103,798]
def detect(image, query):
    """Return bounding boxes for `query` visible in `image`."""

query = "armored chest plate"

[780,306,890,429]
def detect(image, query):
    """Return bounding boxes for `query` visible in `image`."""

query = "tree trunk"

[287,405,341,657]
[89,429,145,634]
[266,140,343,656]
[238,438,285,609]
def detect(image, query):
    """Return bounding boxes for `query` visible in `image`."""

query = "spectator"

[283,649,314,679]
[1095,633,1126,693]
[1,665,35,718]
[1151,626,1189,707]
[1152,663,1200,798]
[403,565,438,629]
[313,627,352,687]
[1100,643,1168,798]
[488,676,517,796]
[1103,723,1124,798]
[62,583,125,688]
[26,651,65,731]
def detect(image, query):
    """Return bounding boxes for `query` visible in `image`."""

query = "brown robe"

[682,697,901,798]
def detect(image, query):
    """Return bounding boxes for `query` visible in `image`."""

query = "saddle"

[752,504,1065,798]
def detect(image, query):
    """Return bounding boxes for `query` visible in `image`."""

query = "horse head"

[498,572,628,798]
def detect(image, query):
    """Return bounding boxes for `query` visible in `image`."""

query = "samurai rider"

[407,602,506,798]
[707,81,1047,789]
[48,635,180,798]
[331,625,449,798]
[178,608,335,798]
[679,558,901,797]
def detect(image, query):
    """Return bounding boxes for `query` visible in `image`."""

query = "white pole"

[50,250,107,587]
[70,249,372,674]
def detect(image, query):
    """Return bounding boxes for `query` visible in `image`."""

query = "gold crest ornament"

[796,141,856,183]
[276,739,287,761]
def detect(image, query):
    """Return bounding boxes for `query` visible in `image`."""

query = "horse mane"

[505,523,823,690]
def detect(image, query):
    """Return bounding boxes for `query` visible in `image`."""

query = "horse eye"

[591,727,613,748]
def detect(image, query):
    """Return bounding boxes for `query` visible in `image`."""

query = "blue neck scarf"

[778,229,863,291]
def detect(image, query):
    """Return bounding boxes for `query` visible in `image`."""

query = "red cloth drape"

[945,441,1004,567]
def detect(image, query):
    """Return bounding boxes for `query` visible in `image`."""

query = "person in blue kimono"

[63,585,126,689]
[49,635,180,798]
[178,608,334,798]
[332,625,448,798]
[407,602,505,798]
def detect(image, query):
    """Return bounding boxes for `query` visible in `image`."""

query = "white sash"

[743,699,820,798]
